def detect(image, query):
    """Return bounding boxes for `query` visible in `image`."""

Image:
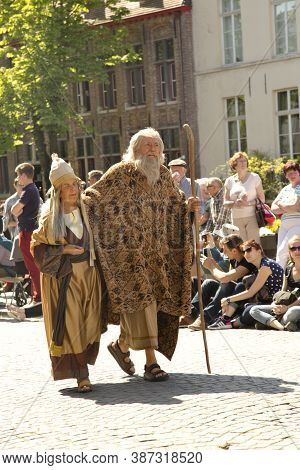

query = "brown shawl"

[83,161,193,359]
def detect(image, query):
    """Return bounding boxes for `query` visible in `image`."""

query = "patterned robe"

[83,161,193,359]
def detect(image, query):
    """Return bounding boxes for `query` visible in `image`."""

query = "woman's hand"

[221,297,230,307]
[236,195,248,207]
[63,245,84,255]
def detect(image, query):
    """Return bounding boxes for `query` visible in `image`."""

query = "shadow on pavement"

[59,373,298,405]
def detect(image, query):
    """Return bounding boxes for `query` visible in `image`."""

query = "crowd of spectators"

[1,149,300,332]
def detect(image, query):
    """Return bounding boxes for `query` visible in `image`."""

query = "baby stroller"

[0,261,30,308]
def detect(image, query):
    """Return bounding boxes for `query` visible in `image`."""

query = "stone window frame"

[101,133,121,170]
[276,87,300,158]
[99,69,118,110]
[154,38,177,103]
[126,44,146,107]
[159,126,181,164]
[221,0,243,65]
[75,136,95,181]
[225,95,247,157]
[76,81,91,114]
[273,0,298,56]
[0,154,9,195]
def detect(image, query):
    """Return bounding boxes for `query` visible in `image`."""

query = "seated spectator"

[203,178,232,237]
[87,170,103,187]
[249,234,300,331]
[224,151,265,243]
[271,160,300,269]
[0,234,16,278]
[209,240,284,330]
[186,234,257,330]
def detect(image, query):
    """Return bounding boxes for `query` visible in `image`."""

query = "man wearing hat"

[168,157,202,202]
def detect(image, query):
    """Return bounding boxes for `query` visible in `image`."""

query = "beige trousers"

[232,215,260,243]
[119,301,158,350]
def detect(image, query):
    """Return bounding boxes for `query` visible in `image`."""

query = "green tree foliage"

[0,0,133,187]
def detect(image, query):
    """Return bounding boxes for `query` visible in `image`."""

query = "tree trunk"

[32,116,51,196]
[48,130,58,155]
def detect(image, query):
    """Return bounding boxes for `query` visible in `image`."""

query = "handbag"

[255,199,276,227]
[255,200,265,228]
[242,273,271,303]
[272,288,300,306]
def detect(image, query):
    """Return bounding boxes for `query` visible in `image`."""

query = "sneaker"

[7,307,26,321]
[179,315,195,328]
[284,321,298,332]
[188,317,203,331]
[207,316,232,330]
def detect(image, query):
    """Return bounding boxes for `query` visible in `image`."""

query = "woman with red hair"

[224,152,265,243]
[271,161,300,268]
[208,240,283,329]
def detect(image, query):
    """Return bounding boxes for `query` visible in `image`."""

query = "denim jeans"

[250,304,300,326]
[191,280,245,324]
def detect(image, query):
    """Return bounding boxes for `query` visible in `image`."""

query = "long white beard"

[135,155,161,185]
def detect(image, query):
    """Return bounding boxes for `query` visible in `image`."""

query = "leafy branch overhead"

[0,0,134,152]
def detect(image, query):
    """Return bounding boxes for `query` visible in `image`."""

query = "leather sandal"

[144,363,169,382]
[107,341,135,375]
[77,378,92,393]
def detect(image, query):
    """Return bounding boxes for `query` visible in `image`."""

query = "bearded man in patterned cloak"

[83,127,197,381]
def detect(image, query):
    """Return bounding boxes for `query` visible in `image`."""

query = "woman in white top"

[224,152,265,243]
[271,160,300,268]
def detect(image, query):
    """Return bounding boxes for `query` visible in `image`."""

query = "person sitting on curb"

[249,234,300,331]
[209,240,284,330]
[187,234,257,331]
[180,232,230,327]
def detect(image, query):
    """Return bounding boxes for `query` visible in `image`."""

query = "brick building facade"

[0,0,198,198]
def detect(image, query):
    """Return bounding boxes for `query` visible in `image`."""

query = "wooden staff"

[183,123,211,374]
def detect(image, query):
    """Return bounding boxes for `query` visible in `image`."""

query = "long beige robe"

[31,213,102,381]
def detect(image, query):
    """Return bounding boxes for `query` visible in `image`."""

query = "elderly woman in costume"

[83,128,197,382]
[31,155,101,392]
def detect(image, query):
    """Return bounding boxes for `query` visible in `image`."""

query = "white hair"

[40,186,80,241]
[196,178,209,186]
[122,128,165,185]
[123,127,164,163]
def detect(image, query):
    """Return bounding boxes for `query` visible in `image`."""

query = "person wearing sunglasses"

[187,234,258,330]
[208,240,284,329]
[249,235,300,331]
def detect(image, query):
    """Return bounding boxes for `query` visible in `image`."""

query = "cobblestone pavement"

[0,316,299,451]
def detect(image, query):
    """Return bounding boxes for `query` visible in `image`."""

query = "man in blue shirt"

[11,163,41,304]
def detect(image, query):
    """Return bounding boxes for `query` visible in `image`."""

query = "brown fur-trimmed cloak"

[83,161,193,359]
